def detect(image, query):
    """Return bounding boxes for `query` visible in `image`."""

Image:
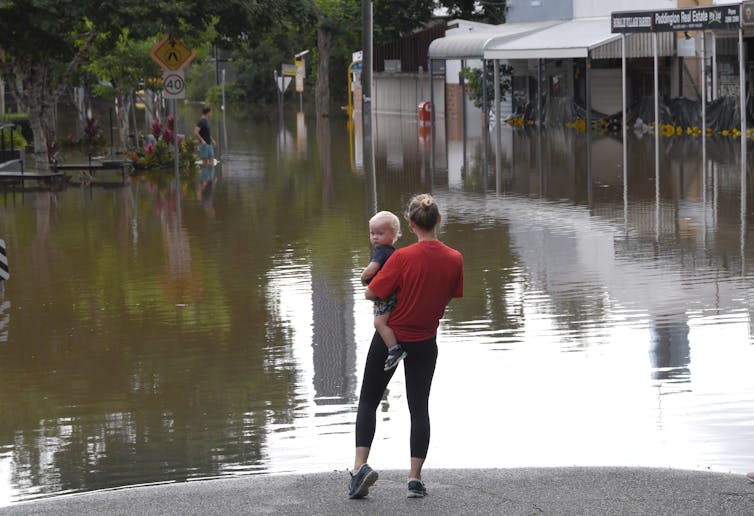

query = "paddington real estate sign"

[612,4,742,33]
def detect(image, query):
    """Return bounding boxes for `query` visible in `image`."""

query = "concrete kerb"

[1,467,752,515]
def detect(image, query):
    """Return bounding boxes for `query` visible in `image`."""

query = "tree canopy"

[0,0,508,164]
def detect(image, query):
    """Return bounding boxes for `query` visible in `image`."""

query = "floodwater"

[1,106,753,505]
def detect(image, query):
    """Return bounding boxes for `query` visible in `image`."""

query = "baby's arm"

[360,261,381,286]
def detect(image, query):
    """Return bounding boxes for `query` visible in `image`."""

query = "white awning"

[428,20,560,60]
[484,17,621,60]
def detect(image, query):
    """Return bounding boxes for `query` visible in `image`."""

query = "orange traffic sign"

[150,34,196,71]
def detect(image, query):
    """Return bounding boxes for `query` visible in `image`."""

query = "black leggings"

[355,332,438,459]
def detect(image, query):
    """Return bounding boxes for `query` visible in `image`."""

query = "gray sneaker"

[407,478,427,498]
[747,472,754,483]
[384,345,407,371]
[348,463,378,499]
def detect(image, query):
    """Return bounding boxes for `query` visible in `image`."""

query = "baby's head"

[369,211,401,246]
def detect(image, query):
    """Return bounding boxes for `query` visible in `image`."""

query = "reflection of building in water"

[310,272,357,405]
[649,314,690,382]
[371,114,447,182]
[437,189,751,381]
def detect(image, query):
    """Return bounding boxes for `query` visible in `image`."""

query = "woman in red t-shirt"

[347,193,464,500]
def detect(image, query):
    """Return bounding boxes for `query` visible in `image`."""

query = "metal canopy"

[428,20,559,60]
[484,17,621,60]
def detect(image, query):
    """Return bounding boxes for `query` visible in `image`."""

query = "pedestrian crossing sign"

[150,34,196,71]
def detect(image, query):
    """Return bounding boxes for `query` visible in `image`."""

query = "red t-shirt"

[368,240,463,342]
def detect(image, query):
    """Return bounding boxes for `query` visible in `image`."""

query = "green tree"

[86,30,162,152]
[440,0,508,23]
[459,63,513,109]
[309,0,360,118]
[87,22,217,151]
[373,0,436,44]
[0,0,216,168]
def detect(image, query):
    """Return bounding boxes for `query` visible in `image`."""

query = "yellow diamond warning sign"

[150,34,196,71]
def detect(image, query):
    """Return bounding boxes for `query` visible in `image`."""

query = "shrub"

[0,125,29,149]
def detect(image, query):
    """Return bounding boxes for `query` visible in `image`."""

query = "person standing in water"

[194,106,216,167]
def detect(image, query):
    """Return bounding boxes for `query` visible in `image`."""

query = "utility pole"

[361,0,374,176]
[361,0,372,122]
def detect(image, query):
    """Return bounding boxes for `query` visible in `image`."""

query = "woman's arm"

[364,286,378,301]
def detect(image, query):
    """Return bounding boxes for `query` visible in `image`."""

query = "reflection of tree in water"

[311,270,356,405]
[0,184,306,497]
[31,192,59,298]
[317,118,333,206]
[447,221,524,334]
[0,298,300,496]
[548,289,608,346]
[0,115,375,499]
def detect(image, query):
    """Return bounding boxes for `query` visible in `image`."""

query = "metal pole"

[173,99,179,189]
[220,69,226,159]
[701,31,707,218]
[622,34,628,228]
[537,59,543,125]
[494,59,501,193]
[701,32,706,139]
[361,0,373,171]
[482,58,489,184]
[494,59,500,130]
[429,58,435,180]
[482,59,488,133]
[739,27,746,271]
[537,59,543,196]
[654,31,660,151]
[361,0,372,109]
[712,33,718,100]
[740,27,747,144]
[460,59,467,176]
[586,52,593,209]
[654,32,660,243]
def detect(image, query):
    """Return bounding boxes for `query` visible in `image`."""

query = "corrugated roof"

[592,32,675,59]
[428,20,560,60]
[484,17,620,60]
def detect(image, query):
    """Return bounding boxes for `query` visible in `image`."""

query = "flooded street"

[0,107,753,504]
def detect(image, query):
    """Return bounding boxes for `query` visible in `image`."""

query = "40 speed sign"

[162,70,186,99]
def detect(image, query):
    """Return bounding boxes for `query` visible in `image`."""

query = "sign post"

[151,35,195,190]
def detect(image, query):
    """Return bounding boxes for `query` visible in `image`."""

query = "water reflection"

[0,109,753,504]
[199,164,218,219]
[649,314,690,383]
[0,283,8,343]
